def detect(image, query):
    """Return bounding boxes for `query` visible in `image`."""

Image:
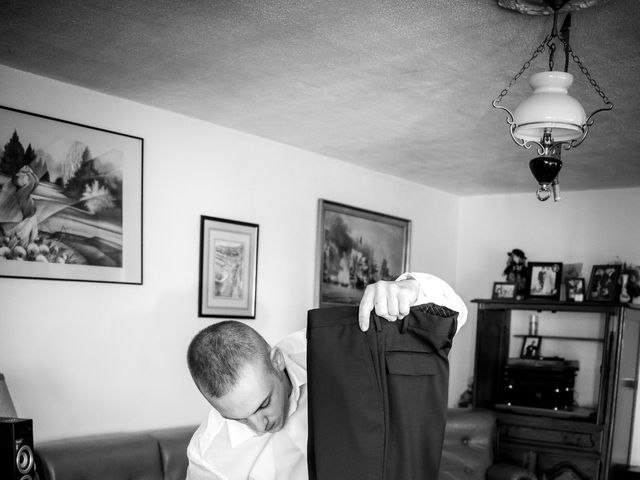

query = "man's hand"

[358,278,420,331]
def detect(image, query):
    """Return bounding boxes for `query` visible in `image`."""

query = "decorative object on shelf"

[528,314,539,335]
[316,199,411,308]
[520,335,542,358]
[526,261,563,300]
[503,248,528,299]
[619,273,631,303]
[493,0,613,202]
[0,373,17,417]
[586,264,621,302]
[565,277,585,302]
[0,105,143,284]
[492,281,517,299]
[622,264,640,305]
[198,215,259,318]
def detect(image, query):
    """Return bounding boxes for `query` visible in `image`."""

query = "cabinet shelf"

[495,403,597,420]
[512,334,604,343]
[472,298,622,314]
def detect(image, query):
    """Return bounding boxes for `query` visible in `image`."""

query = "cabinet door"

[608,308,640,472]
[474,308,509,408]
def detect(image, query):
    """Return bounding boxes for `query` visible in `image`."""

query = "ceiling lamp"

[492,0,613,201]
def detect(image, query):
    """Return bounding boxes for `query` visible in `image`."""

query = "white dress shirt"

[186,272,466,480]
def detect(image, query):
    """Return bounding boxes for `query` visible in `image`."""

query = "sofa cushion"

[36,431,164,480]
[148,426,197,480]
[439,408,496,480]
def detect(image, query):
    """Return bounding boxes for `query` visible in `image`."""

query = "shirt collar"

[226,357,307,448]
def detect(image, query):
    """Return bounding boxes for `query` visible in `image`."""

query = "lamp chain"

[559,37,612,106]
[493,34,551,104]
[494,17,612,108]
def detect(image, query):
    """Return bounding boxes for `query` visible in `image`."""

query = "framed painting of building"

[316,199,411,308]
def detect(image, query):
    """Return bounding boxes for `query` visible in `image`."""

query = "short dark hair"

[187,321,271,398]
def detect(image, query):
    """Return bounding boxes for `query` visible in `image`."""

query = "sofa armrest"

[487,463,537,480]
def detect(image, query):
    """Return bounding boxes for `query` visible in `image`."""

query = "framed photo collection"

[587,264,621,302]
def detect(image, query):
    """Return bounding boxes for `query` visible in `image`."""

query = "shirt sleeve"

[396,272,468,333]
[186,414,230,480]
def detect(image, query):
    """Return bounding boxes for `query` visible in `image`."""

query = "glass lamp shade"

[513,71,586,142]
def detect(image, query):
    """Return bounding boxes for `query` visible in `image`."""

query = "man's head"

[187,321,292,435]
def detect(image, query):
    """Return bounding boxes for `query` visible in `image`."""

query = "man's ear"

[269,347,286,372]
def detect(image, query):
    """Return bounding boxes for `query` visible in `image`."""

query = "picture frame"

[520,335,542,359]
[198,215,258,318]
[0,105,143,284]
[316,199,411,308]
[492,281,517,299]
[565,278,585,302]
[586,264,622,302]
[526,262,563,300]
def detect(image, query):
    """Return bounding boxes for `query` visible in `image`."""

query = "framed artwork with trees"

[0,105,143,284]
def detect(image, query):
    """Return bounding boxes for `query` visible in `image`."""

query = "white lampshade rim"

[516,121,584,131]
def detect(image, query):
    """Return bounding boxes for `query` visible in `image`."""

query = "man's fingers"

[358,286,375,331]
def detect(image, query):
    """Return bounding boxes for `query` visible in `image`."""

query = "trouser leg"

[307,303,457,480]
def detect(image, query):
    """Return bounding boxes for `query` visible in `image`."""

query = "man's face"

[209,349,291,435]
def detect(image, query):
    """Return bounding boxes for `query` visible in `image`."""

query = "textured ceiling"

[1,0,639,196]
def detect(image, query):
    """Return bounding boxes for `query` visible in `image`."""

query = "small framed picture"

[492,282,517,299]
[587,264,622,302]
[565,278,585,302]
[526,262,563,300]
[198,216,259,318]
[520,335,542,359]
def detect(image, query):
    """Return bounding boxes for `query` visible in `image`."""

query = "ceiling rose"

[497,0,610,15]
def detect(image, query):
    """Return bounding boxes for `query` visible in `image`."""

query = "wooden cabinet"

[472,299,640,480]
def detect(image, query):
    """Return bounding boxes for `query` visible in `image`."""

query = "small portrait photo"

[492,282,517,299]
[520,335,542,359]
[565,278,585,302]
[527,262,563,300]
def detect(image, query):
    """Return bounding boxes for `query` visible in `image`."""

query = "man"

[186,272,467,480]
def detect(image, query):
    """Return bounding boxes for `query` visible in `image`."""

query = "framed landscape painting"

[198,216,258,318]
[0,105,143,284]
[316,199,411,308]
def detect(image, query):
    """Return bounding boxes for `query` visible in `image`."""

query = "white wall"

[457,189,640,465]
[0,65,463,442]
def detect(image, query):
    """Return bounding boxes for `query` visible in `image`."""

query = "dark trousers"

[307,303,458,480]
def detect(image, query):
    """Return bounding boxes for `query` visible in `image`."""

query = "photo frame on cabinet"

[520,335,542,359]
[492,282,517,299]
[526,262,563,300]
[0,105,143,284]
[565,278,585,302]
[586,264,621,302]
[198,215,258,318]
[316,199,411,308]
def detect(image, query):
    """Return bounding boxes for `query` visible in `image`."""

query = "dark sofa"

[35,409,535,480]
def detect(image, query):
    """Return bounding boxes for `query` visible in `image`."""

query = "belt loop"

[400,316,409,334]
[373,314,382,332]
